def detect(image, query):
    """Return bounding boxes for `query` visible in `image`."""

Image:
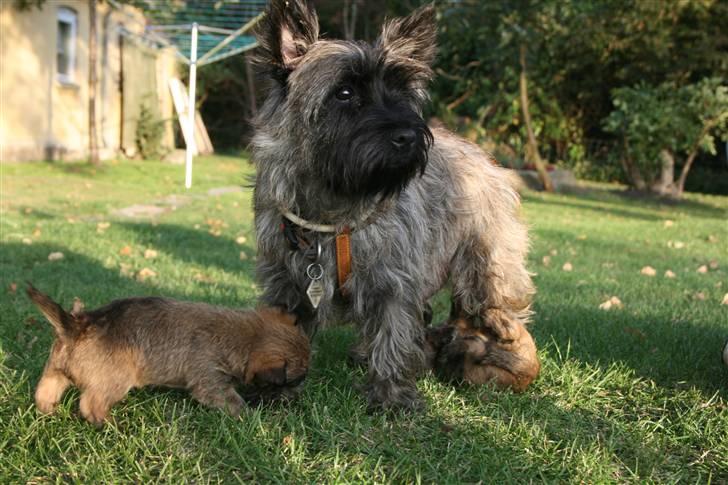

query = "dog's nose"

[391,128,417,150]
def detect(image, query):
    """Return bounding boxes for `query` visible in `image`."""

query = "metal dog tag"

[306,263,325,309]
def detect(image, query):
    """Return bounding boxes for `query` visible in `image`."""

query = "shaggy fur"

[28,284,310,425]
[252,0,535,410]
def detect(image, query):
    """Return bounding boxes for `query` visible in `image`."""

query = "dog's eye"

[335,86,354,101]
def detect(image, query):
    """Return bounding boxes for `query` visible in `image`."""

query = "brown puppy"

[28,284,310,425]
[425,314,540,392]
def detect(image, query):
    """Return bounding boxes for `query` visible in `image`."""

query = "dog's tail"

[26,283,84,340]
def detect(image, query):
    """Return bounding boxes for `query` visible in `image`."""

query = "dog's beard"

[314,108,433,198]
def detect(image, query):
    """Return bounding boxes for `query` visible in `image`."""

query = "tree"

[603,78,728,197]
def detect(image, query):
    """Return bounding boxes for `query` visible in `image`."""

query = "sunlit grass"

[1,157,726,482]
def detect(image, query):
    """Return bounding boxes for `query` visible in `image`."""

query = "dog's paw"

[364,378,424,413]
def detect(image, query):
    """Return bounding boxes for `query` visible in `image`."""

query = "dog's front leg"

[362,301,426,411]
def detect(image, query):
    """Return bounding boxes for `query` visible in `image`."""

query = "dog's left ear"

[378,3,437,66]
[255,0,319,78]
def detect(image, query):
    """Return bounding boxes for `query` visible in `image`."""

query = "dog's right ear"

[255,0,319,81]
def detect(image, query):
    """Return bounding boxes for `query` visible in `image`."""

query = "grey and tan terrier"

[251,0,535,410]
[28,284,310,425]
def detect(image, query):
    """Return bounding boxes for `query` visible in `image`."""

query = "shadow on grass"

[524,186,727,220]
[118,222,257,275]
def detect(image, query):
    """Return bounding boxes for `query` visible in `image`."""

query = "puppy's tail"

[26,283,83,340]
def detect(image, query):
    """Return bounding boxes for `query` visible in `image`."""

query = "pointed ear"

[378,4,437,66]
[254,0,319,79]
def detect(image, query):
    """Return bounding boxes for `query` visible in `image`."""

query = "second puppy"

[425,314,540,392]
[29,284,310,425]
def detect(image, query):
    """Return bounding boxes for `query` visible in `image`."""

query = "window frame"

[56,7,78,85]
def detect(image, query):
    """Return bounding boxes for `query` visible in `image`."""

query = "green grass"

[1,157,727,482]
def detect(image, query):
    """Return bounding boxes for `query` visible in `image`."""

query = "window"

[57,7,77,84]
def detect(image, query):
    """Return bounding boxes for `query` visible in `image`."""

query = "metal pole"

[185,22,198,189]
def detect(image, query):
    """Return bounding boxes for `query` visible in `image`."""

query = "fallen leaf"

[119,263,133,277]
[239,251,248,261]
[576,234,587,240]
[97,222,111,233]
[602,262,614,269]
[193,273,214,283]
[542,255,551,266]
[119,245,133,256]
[667,240,686,249]
[136,267,157,281]
[282,435,293,446]
[22,238,32,245]
[562,262,573,272]
[233,201,240,207]
[722,294,728,305]
[640,266,657,276]
[48,252,64,261]
[697,265,708,274]
[144,249,158,259]
[549,249,558,256]
[599,296,623,310]
[663,220,674,228]
[8,283,17,294]
[32,228,42,238]
[693,292,706,301]
[709,260,719,270]
[66,217,77,224]
[707,235,718,243]
[235,236,247,245]
[664,270,676,278]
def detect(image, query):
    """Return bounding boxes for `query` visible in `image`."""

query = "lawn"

[1,156,726,482]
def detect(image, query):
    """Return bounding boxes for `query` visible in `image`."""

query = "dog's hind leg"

[449,209,534,342]
[189,371,244,417]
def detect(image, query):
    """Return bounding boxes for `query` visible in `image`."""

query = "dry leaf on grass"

[693,292,706,301]
[721,293,728,305]
[542,255,551,266]
[48,252,64,261]
[239,251,248,261]
[119,263,133,277]
[8,283,17,294]
[599,296,623,310]
[663,220,674,228]
[144,249,158,259]
[32,228,42,238]
[119,245,133,256]
[136,268,156,281]
[664,270,676,278]
[667,240,685,249]
[549,249,558,256]
[577,234,587,240]
[707,235,718,243]
[640,266,657,276]
[235,236,247,245]
[97,222,111,233]
[22,238,32,245]
[697,265,708,274]
[562,262,573,272]
[709,260,719,270]
[193,273,214,283]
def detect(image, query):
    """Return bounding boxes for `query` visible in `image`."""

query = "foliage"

[431,0,728,188]
[603,78,728,191]
[135,103,168,160]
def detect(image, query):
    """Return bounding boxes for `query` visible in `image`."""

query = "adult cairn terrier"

[252,0,535,410]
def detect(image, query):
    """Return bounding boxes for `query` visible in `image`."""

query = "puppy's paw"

[364,378,424,413]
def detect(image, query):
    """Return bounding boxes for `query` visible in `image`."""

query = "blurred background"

[1,0,727,197]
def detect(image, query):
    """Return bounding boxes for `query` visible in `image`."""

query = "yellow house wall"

[0,1,176,162]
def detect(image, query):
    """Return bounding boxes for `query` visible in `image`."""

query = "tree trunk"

[675,149,699,197]
[652,149,676,195]
[519,44,553,192]
[620,140,647,191]
[88,0,99,165]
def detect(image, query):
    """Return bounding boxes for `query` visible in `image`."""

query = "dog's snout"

[391,128,417,150]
